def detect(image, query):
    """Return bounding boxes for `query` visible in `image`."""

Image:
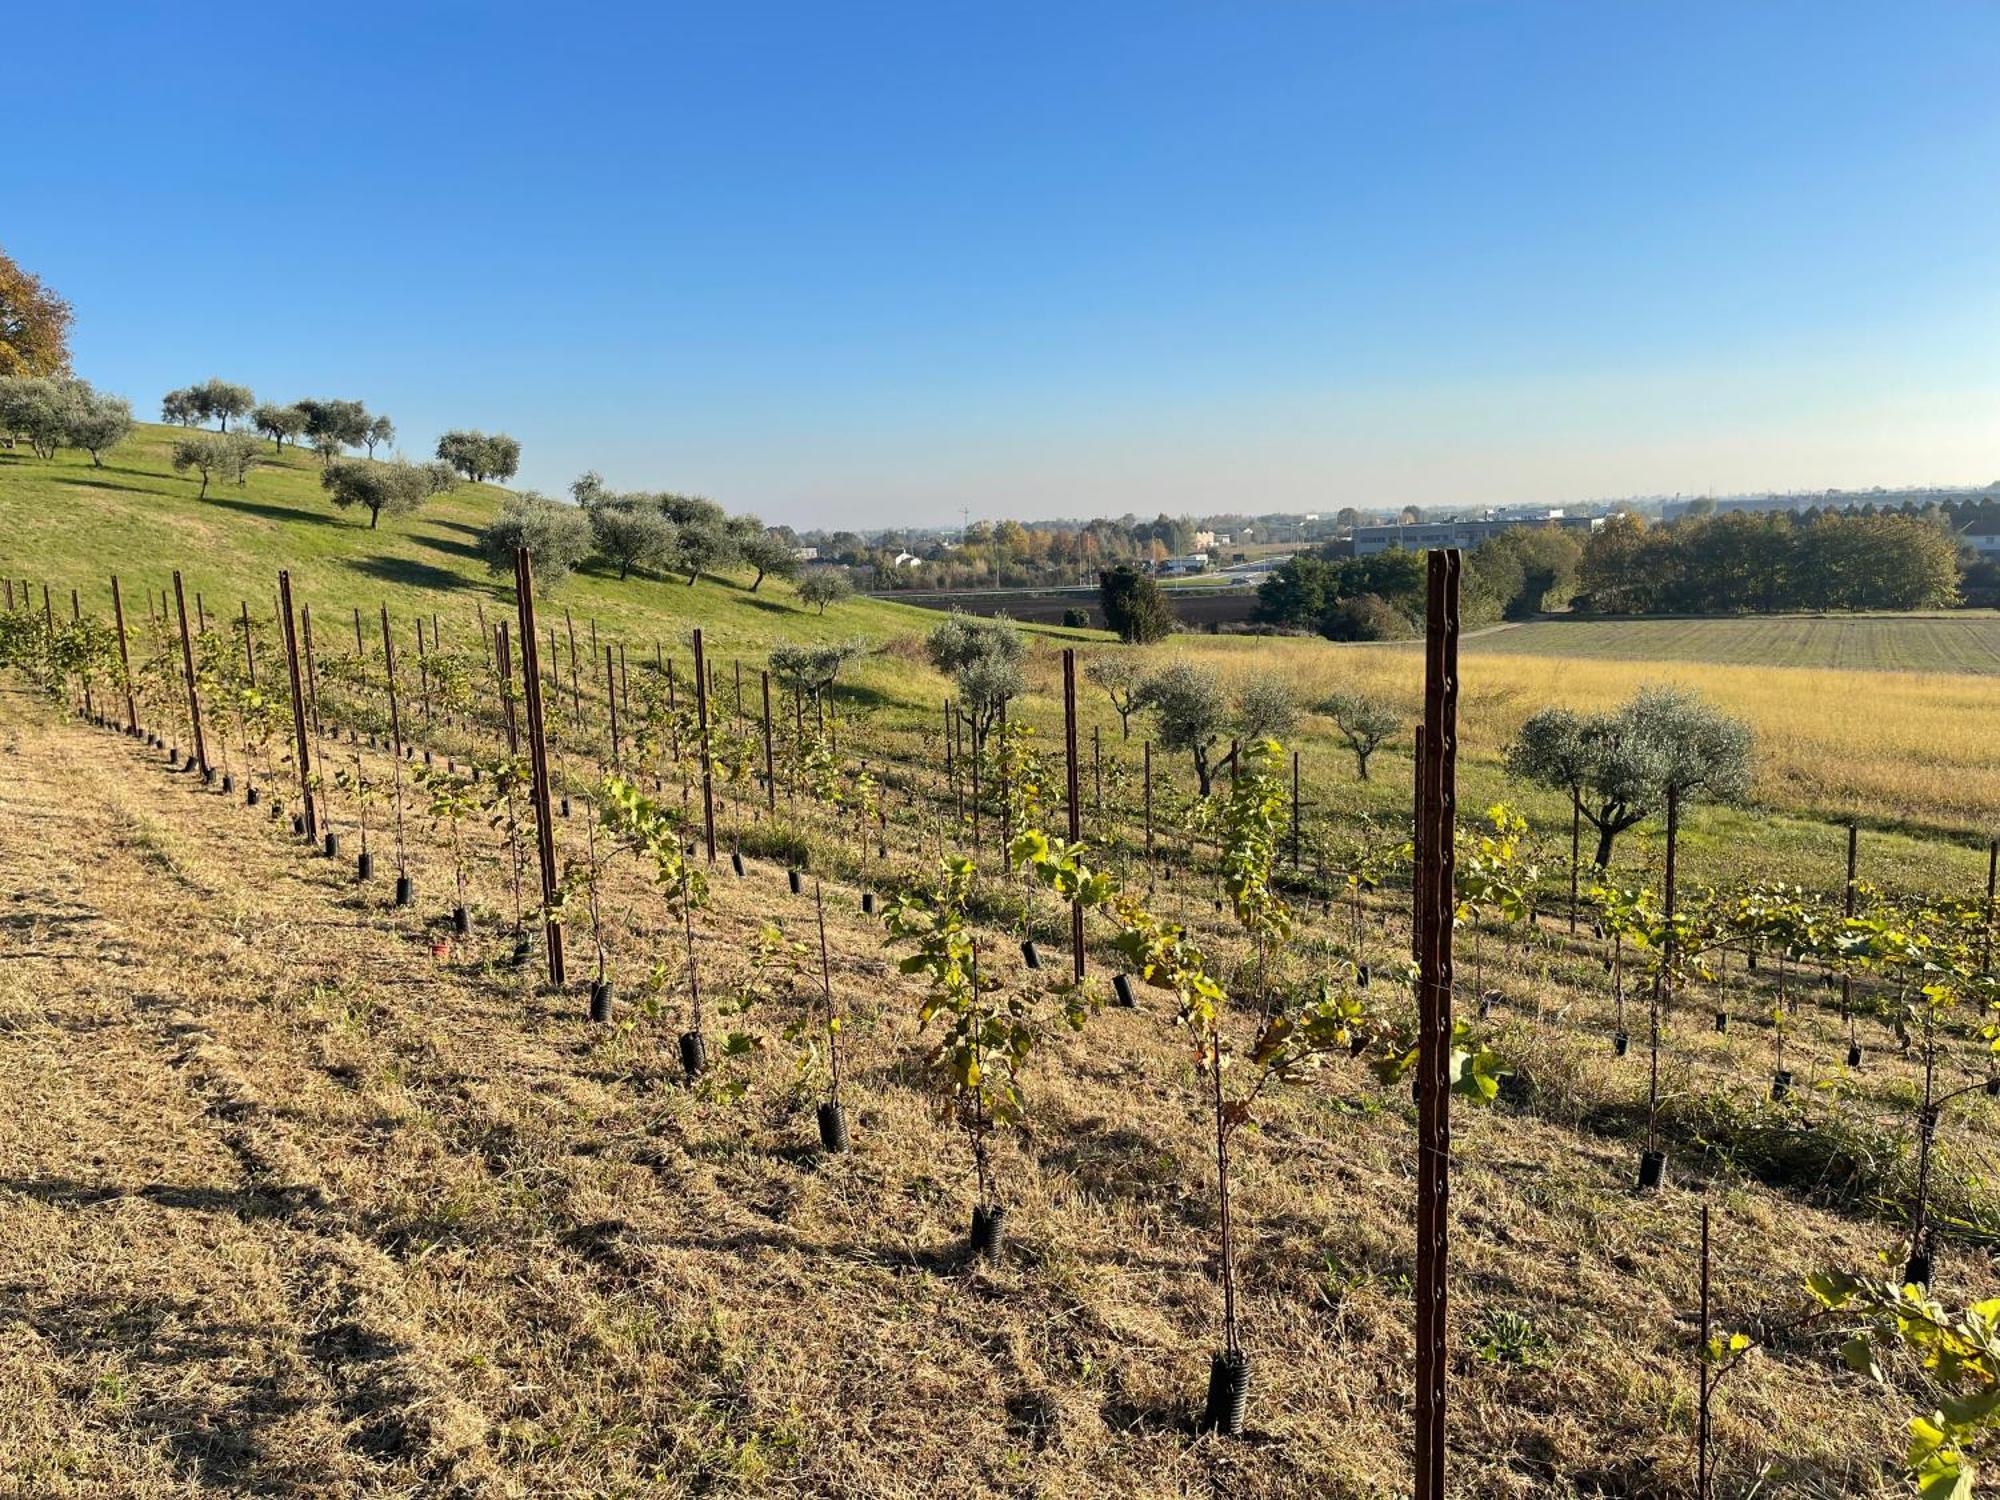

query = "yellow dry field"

[0,687,1977,1498]
[1150,635,2000,836]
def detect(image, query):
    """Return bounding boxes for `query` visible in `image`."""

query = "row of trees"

[165,381,521,486]
[1253,528,1586,641]
[471,488,846,606]
[1577,510,1964,613]
[569,474,796,589]
[164,383,402,462]
[0,375,134,466]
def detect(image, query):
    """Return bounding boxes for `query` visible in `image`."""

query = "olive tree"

[737,525,800,591]
[769,641,860,707]
[172,430,261,498]
[586,500,676,579]
[926,612,1025,749]
[1236,675,1299,743]
[477,492,594,591]
[437,429,520,484]
[661,494,735,584]
[797,569,853,614]
[66,388,133,466]
[1321,690,1400,780]
[160,387,201,426]
[251,402,306,451]
[1138,659,1229,794]
[322,456,456,529]
[1084,653,1144,738]
[2,375,85,458]
[362,413,396,459]
[188,377,254,431]
[298,398,371,463]
[1507,685,1753,868]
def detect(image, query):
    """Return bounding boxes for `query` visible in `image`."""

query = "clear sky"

[11,2,1998,528]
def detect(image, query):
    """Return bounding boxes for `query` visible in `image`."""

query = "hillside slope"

[0,422,953,657]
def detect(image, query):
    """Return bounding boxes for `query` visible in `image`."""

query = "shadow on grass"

[414,532,483,563]
[0,1176,321,1221]
[201,493,348,528]
[0,1286,325,1485]
[45,473,185,501]
[349,556,474,593]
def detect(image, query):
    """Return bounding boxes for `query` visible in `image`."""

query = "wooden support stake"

[514,549,567,986]
[279,571,316,841]
[692,628,717,862]
[110,576,137,733]
[761,670,776,810]
[1063,649,1084,980]
[172,570,209,776]
[1413,548,1461,1500]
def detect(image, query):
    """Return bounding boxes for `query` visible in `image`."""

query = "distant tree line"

[1576,509,1964,613]
[1254,527,1584,640]
[1255,504,1980,639]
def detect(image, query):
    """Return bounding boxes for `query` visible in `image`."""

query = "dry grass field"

[2,683,1991,1499]
[1465,616,2000,676]
[1147,636,2000,855]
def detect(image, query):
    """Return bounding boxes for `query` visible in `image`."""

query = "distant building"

[1192,530,1217,550]
[892,551,924,568]
[790,545,819,562]
[1965,533,2000,558]
[1158,553,1210,576]
[1351,514,1602,557]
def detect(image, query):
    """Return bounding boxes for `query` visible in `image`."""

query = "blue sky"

[11,2,1998,528]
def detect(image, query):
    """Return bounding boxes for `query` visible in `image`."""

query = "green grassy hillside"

[0,422,973,659]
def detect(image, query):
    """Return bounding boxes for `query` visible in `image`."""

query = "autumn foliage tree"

[0,245,73,377]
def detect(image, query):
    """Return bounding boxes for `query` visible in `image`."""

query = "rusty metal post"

[1842,822,1858,1017]
[944,700,958,822]
[998,698,1011,872]
[761,670,776,810]
[278,572,317,841]
[1143,740,1154,859]
[380,604,408,864]
[110,576,137,734]
[604,644,621,765]
[172,570,209,777]
[497,625,518,752]
[1413,547,1461,1500]
[71,590,95,721]
[1291,749,1301,868]
[1985,839,1997,976]
[1697,1202,1713,1500]
[514,549,566,986]
[1063,649,1084,979]
[1569,801,1581,934]
[692,627,716,863]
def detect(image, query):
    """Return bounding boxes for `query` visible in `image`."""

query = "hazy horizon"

[13,3,1997,531]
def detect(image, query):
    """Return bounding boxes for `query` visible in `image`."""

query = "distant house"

[790,545,819,562]
[1158,552,1210,577]
[1192,530,1217,551]
[1964,533,2000,558]
[892,551,924,568]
